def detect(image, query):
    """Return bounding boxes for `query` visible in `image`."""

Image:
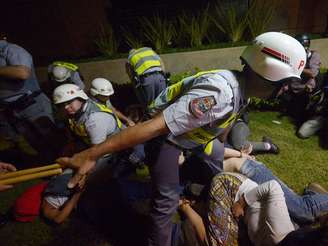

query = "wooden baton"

[0,168,63,185]
[0,164,61,180]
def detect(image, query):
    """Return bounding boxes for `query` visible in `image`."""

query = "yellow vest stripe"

[53,61,79,71]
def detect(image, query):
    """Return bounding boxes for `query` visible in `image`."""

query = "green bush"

[247,0,278,39]
[121,27,144,50]
[177,7,211,48]
[138,14,176,52]
[211,2,248,43]
[94,23,119,57]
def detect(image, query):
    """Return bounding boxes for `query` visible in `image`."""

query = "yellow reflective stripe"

[135,60,161,75]
[165,80,184,102]
[53,61,79,71]
[68,119,90,145]
[129,49,161,75]
[95,102,123,129]
[185,127,216,145]
[130,50,157,66]
[192,69,221,78]
[218,113,238,128]
[204,141,213,155]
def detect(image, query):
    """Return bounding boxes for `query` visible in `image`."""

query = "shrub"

[247,0,278,39]
[177,7,211,48]
[121,26,144,50]
[138,14,176,52]
[211,2,248,43]
[94,23,119,57]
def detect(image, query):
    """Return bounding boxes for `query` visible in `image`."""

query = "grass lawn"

[0,110,327,245]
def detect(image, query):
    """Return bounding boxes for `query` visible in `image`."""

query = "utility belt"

[134,71,166,85]
[0,90,42,111]
[139,70,164,79]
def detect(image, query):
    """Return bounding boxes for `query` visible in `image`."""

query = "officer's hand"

[0,162,16,192]
[56,149,97,189]
[0,184,13,192]
[0,162,16,174]
[127,120,136,127]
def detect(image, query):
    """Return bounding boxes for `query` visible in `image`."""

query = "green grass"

[1,111,328,245]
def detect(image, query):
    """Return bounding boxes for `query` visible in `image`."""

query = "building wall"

[36,38,328,87]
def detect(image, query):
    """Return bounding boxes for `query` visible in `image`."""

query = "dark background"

[1,0,327,65]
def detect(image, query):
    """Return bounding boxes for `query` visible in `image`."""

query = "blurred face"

[60,99,84,117]
[243,66,280,99]
[95,94,109,103]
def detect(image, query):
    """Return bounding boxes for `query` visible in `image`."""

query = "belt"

[0,90,42,110]
[139,71,164,79]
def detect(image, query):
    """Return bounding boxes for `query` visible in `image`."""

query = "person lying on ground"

[179,172,328,246]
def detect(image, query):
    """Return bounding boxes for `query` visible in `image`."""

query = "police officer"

[126,47,167,106]
[54,83,145,175]
[58,32,306,246]
[294,33,321,93]
[0,34,59,163]
[53,84,122,147]
[293,34,323,139]
[89,78,135,127]
[277,34,321,122]
[43,61,85,99]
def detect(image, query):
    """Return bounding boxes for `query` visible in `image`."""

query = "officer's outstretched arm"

[0,65,31,80]
[57,113,169,188]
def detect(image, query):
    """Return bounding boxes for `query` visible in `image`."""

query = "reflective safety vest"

[68,100,123,145]
[148,70,243,149]
[52,61,79,71]
[128,47,162,76]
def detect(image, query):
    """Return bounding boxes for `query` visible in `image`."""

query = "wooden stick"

[0,168,62,185]
[0,164,61,180]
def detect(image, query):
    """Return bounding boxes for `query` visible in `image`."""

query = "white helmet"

[241,32,306,82]
[52,66,71,82]
[90,78,114,96]
[53,84,88,104]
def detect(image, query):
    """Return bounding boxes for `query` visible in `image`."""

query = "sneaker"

[307,183,328,195]
[262,136,280,154]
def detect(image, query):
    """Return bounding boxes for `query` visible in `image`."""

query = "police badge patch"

[189,96,217,118]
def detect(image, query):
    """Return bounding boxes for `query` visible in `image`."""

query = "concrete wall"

[36,38,328,87]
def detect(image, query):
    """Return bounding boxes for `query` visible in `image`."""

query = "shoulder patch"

[189,96,217,118]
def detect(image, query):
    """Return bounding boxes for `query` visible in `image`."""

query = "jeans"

[240,159,328,224]
[228,120,267,152]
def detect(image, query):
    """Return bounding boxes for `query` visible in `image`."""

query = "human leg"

[146,137,181,246]
[297,116,324,139]
[228,121,276,153]
[16,93,64,162]
[239,159,328,224]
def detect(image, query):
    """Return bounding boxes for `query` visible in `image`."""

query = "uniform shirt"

[0,40,40,101]
[163,71,235,149]
[77,102,118,145]
[290,50,321,93]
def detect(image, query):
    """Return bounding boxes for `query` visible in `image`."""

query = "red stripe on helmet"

[261,47,290,65]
